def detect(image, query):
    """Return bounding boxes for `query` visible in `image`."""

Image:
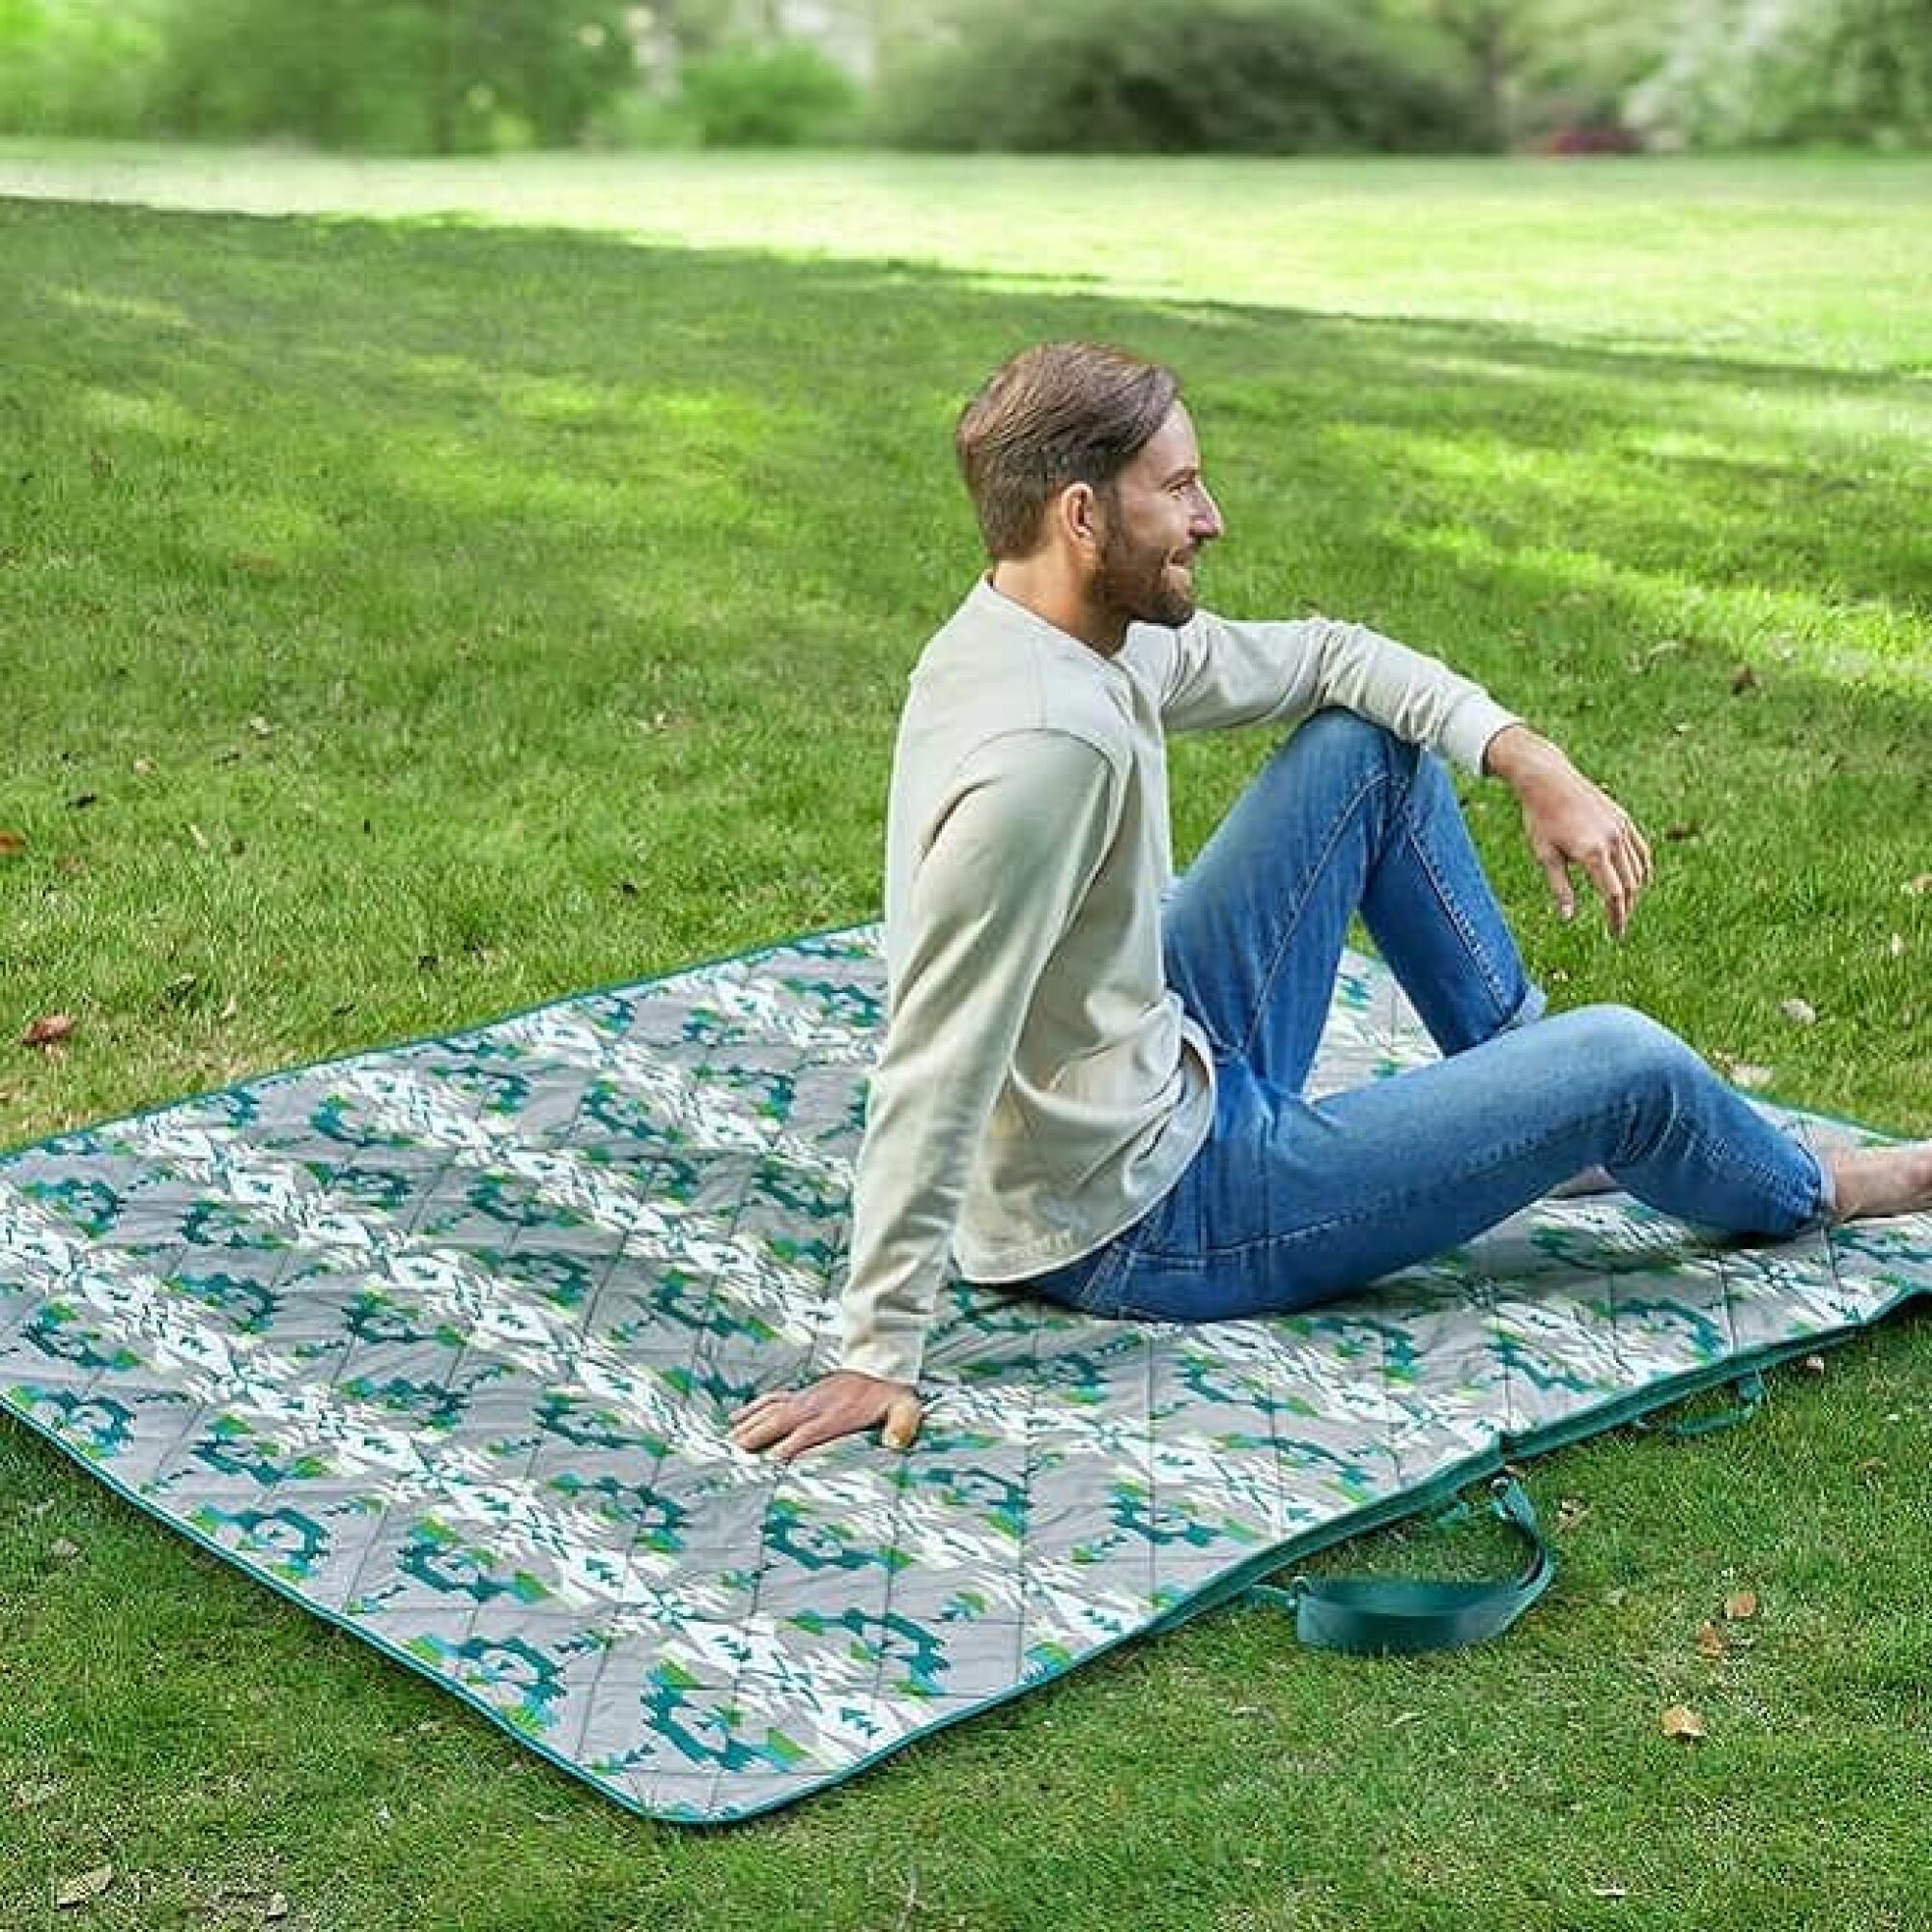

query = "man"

[732,341,1932,1463]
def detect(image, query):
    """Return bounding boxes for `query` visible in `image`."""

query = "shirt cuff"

[836,1330,925,1388]
[1441,695,1522,776]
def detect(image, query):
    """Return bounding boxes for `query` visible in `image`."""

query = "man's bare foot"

[1828,1142,1932,1223]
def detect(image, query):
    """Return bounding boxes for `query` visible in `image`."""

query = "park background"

[2,2,1930,1928]
[2,0,1931,154]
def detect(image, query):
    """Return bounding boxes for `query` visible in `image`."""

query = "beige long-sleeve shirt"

[836,578,1519,1386]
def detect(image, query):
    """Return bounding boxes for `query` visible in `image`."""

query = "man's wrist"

[1483,723,1567,791]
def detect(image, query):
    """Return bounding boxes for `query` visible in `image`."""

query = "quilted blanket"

[2,926,1926,1823]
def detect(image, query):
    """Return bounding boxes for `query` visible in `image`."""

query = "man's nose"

[1192,488,1225,541]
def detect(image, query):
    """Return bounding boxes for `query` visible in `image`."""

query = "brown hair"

[954,341,1180,559]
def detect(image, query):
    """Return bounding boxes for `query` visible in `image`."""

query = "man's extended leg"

[1059,1003,1836,1323]
[1162,708,1540,1094]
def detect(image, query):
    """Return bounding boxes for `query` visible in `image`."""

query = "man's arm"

[1155,611,1651,934]
[730,731,1117,1463]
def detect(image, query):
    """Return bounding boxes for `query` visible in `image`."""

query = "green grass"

[0,151,1929,1930]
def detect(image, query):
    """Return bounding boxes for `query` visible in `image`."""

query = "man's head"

[955,341,1223,639]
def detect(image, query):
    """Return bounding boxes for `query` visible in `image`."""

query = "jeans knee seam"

[1401,812,1514,1025]
[1235,767,1390,1066]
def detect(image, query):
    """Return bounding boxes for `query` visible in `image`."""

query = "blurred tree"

[1422,0,1533,143]
[1368,0,1675,145]
[1630,0,1932,148]
[153,0,638,151]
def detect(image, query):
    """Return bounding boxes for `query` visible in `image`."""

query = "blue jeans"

[1026,710,1830,1323]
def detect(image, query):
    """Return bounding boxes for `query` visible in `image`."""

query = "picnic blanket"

[2,926,1927,1823]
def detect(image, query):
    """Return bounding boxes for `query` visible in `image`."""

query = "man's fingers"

[1540,852,1576,921]
[772,1414,845,1463]
[729,1404,798,1453]
[730,1391,790,1427]
[1584,849,1630,937]
[881,1392,923,1451]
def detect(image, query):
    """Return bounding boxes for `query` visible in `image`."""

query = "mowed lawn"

[1,151,1929,1930]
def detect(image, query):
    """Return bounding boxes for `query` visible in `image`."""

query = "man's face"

[1093,403,1225,630]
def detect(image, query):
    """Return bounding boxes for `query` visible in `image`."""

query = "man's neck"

[987,561,1124,658]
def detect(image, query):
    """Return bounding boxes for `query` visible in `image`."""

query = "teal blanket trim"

[2,924,1926,1824]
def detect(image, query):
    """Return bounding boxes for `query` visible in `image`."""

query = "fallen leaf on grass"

[1889,933,1909,959]
[1802,1354,1827,1376]
[1779,997,1818,1027]
[1723,1589,1760,1622]
[12,1779,60,1809]
[266,1893,291,1922]
[1696,1619,1727,1661]
[21,1014,75,1049]
[49,1537,80,1560]
[1905,875,1932,896]
[1556,1497,1590,1530]
[0,830,25,857]
[1661,1704,1707,1742]
[187,823,211,852]
[131,757,154,777]
[1718,1058,1775,1092]
[1729,664,1760,695]
[247,715,275,739]
[1663,822,1701,842]
[55,1865,114,1908]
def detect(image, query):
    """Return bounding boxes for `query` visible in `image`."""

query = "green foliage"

[675,39,861,148]
[1629,0,1932,149]
[873,0,1492,154]
[148,0,636,152]
[0,0,168,136]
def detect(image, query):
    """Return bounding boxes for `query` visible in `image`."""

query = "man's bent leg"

[1162,710,1539,1096]
[1071,1005,1829,1323]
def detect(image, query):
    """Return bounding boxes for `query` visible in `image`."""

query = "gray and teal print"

[1,929,1926,1821]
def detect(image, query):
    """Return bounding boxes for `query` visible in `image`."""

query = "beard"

[1096,525,1198,631]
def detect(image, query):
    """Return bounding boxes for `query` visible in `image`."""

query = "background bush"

[873,0,1492,154]
[677,40,861,147]
[0,0,167,136]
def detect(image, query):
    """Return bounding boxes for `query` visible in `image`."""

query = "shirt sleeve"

[836,730,1117,1387]
[1154,609,1520,774]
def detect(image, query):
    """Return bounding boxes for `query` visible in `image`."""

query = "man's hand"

[1485,724,1652,939]
[728,1370,923,1463]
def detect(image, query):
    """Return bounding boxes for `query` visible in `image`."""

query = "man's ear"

[1054,481,1103,557]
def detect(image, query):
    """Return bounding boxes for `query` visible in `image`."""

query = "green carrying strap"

[1631,1369,1767,1439]
[1245,1476,1558,1656]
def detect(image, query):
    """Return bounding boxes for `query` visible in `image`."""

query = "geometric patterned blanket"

[2,927,1926,1823]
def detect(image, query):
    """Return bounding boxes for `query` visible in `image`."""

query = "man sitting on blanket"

[732,340,1932,1462]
